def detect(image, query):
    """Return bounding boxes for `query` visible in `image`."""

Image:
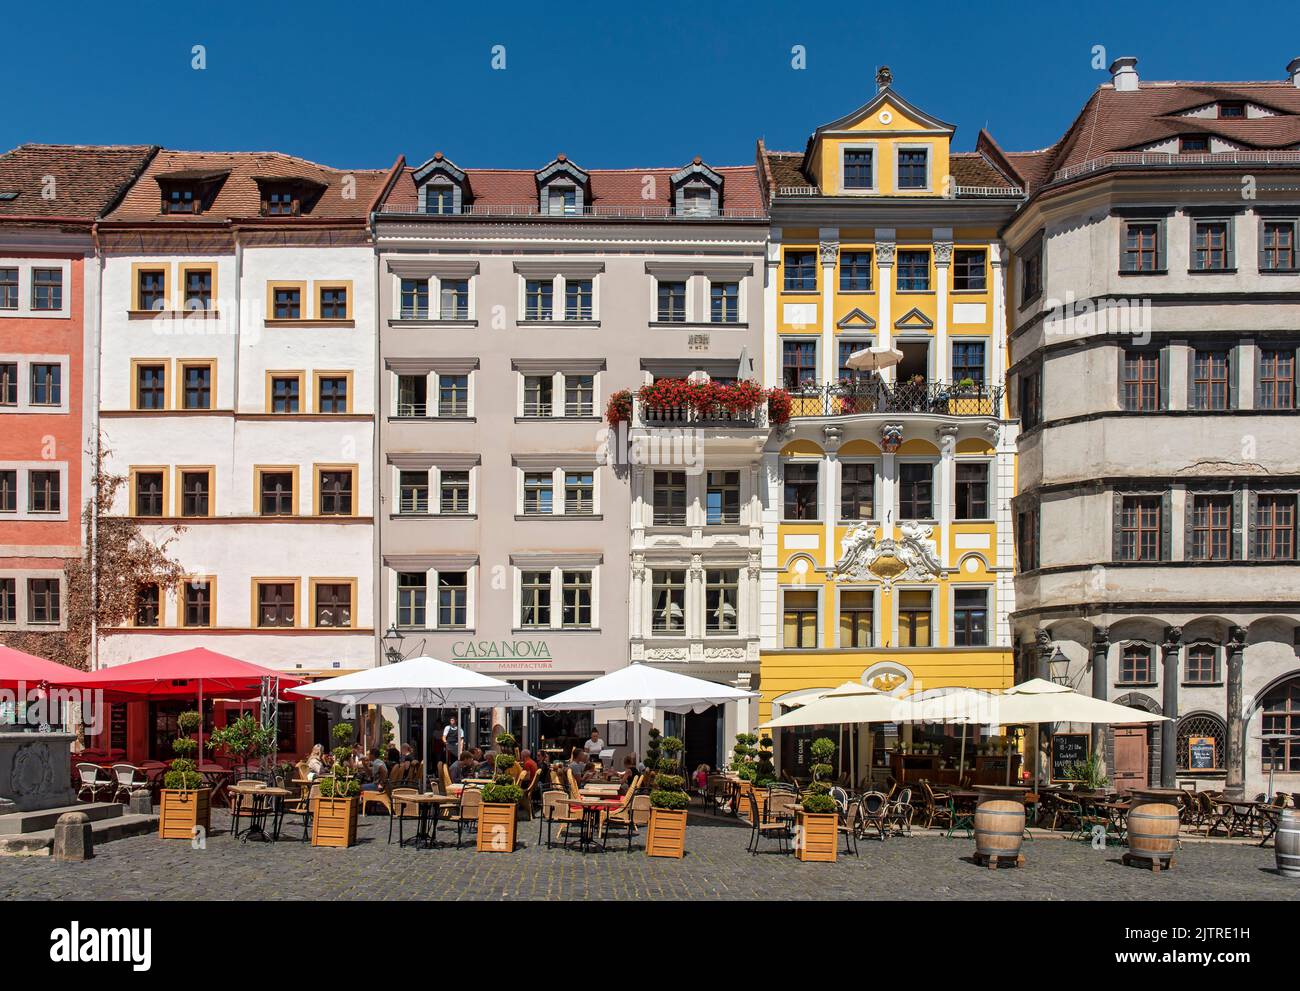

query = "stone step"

[0,802,125,835]
[0,812,157,856]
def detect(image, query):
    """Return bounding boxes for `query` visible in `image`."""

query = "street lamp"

[1048,646,1070,685]
[382,624,405,664]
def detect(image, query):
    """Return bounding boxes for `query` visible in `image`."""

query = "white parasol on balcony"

[845,345,904,374]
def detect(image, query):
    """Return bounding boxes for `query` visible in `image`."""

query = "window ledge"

[780,290,820,296]
[515,319,601,329]
[127,309,221,319]
[1260,268,1300,275]
[264,319,355,328]
[649,320,748,329]
[837,289,876,295]
[514,514,604,521]
[1186,268,1237,275]
[388,318,478,328]
[1116,270,1168,277]
[1114,682,1158,689]
[950,289,989,296]
[1181,682,1224,688]
[390,513,478,520]
[513,415,600,423]
[895,289,936,295]
[512,628,601,635]
[388,416,477,423]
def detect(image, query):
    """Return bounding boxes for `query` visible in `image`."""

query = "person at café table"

[620,755,638,791]
[361,750,388,792]
[450,751,475,784]
[583,730,605,757]
[518,748,539,779]
[385,743,401,766]
[306,744,326,778]
[399,742,415,763]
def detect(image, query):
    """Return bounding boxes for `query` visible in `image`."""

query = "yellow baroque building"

[755,69,1026,781]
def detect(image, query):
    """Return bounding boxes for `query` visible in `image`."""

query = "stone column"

[936,423,958,568]
[932,234,953,384]
[1090,626,1109,759]
[875,233,896,373]
[763,234,781,389]
[1224,625,1248,798]
[1160,626,1182,787]
[819,233,839,385]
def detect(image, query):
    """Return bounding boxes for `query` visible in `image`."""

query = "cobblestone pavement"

[2,810,1290,900]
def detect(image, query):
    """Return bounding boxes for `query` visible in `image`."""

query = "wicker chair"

[742,788,790,855]
[281,783,317,842]
[109,763,150,805]
[75,762,112,803]
[766,788,797,827]
[228,781,267,837]
[360,770,396,817]
[888,787,914,836]
[856,791,890,841]
[600,790,648,851]
[919,781,952,830]
[445,787,482,848]
[539,789,582,849]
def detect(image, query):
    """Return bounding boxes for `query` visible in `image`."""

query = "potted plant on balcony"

[209,712,276,780]
[312,721,360,847]
[478,739,523,853]
[159,709,210,840]
[646,734,689,858]
[605,389,632,427]
[765,387,792,426]
[796,737,840,862]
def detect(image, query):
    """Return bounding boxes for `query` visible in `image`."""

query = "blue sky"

[3,0,1297,171]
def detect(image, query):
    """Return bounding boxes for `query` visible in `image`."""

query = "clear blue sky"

[4,0,1297,171]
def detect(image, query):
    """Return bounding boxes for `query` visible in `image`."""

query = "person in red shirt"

[518,748,539,778]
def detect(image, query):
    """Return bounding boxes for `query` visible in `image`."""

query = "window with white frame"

[564,470,594,515]
[437,373,469,417]
[0,462,68,520]
[953,588,989,646]
[705,569,739,634]
[705,470,741,525]
[397,470,429,514]
[522,472,554,515]
[0,356,70,413]
[652,470,687,526]
[0,261,70,318]
[896,147,930,191]
[395,572,427,628]
[561,570,593,628]
[439,470,471,515]
[842,146,875,191]
[656,280,687,322]
[437,571,468,628]
[564,373,594,416]
[709,280,739,323]
[898,589,933,647]
[651,570,686,634]
[782,588,818,648]
[522,375,553,417]
[520,570,552,628]
[838,588,873,647]
[395,374,428,417]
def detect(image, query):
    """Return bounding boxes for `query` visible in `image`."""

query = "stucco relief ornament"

[875,242,896,266]
[819,241,839,266]
[834,521,943,588]
[879,423,904,453]
[644,647,689,662]
[933,241,953,265]
[10,742,55,798]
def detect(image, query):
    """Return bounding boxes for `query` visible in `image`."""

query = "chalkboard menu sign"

[1188,735,1216,770]
[1050,733,1089,781]
[109,703,128,752]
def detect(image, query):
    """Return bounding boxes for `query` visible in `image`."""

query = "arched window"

[1175,711,1226,771]
[1262,676,1300,773]
[1183,642,1220,685]
[1118,643,1154,684]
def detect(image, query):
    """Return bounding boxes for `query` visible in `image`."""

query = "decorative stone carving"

[11,742,55,798]
[703,646,746,660]
[875,241,896,266]
[644,647,689,662]
[1,733,76,812]
[932,241,953,265]
[1162,626,1183,651]
[833,521,943,587]
[822,424,843,449]
[879,422,904,453]
[819,241,839,266]
[876,65,893,90]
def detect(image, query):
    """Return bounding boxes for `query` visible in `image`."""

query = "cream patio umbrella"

[760,682,901,784]
[844,345,904,374]
[894,687,1001,782]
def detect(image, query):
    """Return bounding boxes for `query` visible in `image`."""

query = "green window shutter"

[1160,490,1173,561]
[1257,218,1268,271]
[1157,218,1168,270]
[1246,490,1258,560]
[1187,346,1199,410]
[1119,223,1133,273]
[1117,347,1129,410]
[1158,346,1170,410]
[1184,490,1197,559]
[1228,344,1239,409]
[1255,344,1266,410]
[1225,217,1236,270]
[1231,489,1243,561]
[1112,489,1125,561]
[1034,503,1042,570]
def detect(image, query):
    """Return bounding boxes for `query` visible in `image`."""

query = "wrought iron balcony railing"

[634,398,769,428]
[785,380,1003,418]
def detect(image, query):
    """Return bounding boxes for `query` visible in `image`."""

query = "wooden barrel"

[974,797,1025,860]
[1126,798,1179,867]
[1277,808,1300,878]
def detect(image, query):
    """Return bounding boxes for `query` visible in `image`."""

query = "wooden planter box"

[158,788,210,840]
[796,811,838,862]
[311,796,358,848]
[477,802,518,853]
[645,806,687,859]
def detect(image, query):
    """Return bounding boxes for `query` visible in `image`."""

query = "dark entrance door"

[1112,724,1149,794]
[683,706,721,773]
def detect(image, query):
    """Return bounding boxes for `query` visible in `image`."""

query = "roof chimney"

[1288,56,1300,87]
[1109,56,1139,92]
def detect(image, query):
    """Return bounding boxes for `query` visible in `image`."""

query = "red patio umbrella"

[0,645,82,692]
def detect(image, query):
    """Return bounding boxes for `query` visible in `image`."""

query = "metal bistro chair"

[887,787,914,836]
[744,788,791,856]
[280,782,318,842]
[856,791,891,841]
[540,789,583,850]
[75,762,112,803]
[388,787,422,846]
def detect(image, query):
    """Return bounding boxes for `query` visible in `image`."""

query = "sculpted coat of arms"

[833,521,943,586]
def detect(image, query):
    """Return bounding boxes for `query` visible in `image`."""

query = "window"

[1119,644,1153,684]
[396,375,427,417]
[256,582,295,628]
[839,590,872,647]
[180,363,211,410]
[564,471,594,515]
[0,362,15,405]
[898,462,934,520]
[440,470,470,515]
[1184,644,1219,685]
[523,472,553,515]
[843,148,874,189]
[0,578,13,623]
[180,470,210,517]
[709,281,739,323]
[1118,495,1162,561]
[0,469,15,513]
[1021,237,1043,304]
[839,462,874,521]
[1262,678,1300,773]
[0,268,17,309]
[270,375,300,413]
[525,279,552,320]
[652,571,686,634]
[1192,220,1231,271]
[439,279,469,319]
[272,286,301,319]
[30,363,60,406]
[28,470,60,514]
[314,583,352,628]
[653,470,687,526]
[1121,221,1162,272]
[955,462,989,519]
[897,148,928,190]
[318,286,348,320]
[952,250,987,291]
[27,578,60,624]
[564,279,593,320]
[1254,494,1296,561]
[437,374,468,417]
[520,570,551,628]
[317,375,348,413]
[951,341,985,387]
[264,187,297,215]
[437,572,468,628]
[182,268,212,310]
[31,268,62,310]
[840,251,872,292]
[134,471,165,517]
[424,184,455,215]
[838,341,871,381]
[681,186,712,216]
[1179,135,1209,153]
[564,374,594,416]
[1017,505,1040,570]
[657,281,687,322]
[562,570,593,628]
[136,363,167,410]
[784,251,816,291]
[1260,221,1297,272]
[1191,348,1231,410]
[898,590,931,647]
[400,278,429,318]
[783,462,819,520]
[782,590,817,648]
[164,186,198,214]
[782,339,817,390]
[138,269,167,311]
[523,375,553,417]
[134,585,160,627]
[1218,102,1245,119]
[896,250,930,291]
[706,470,740,525]
[398,470,428,514]
[396,572,426,627]
[546,185,577,216]
[1258,348,1296,410]
[953,588,988,646]
[705,569,739,633]
[1121,349,1160,411]
[259,470,295,516]
[318,469,353,516]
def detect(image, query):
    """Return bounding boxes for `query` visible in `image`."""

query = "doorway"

[896,340,930,383]
[683,706,722,773]
[1112,724,1149,794]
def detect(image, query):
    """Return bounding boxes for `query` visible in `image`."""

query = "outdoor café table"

[234,786,290,843]
[567,797,621,853]
[198,764,232,806]
[946,790,981,839]
[405,793,457,849]
[1222,799,1262,837]
[580,783,621,797]
[1089,800,1131,842]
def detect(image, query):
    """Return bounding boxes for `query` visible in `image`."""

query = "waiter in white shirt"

[583,729,605,756]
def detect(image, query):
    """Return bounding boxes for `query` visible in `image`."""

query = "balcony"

[786,381,1002,419]
[634,398,769,429]
[1051,149,1300,185]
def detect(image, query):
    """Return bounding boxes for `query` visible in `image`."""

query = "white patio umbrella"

[761,682,900,785]
[533,663,757,760]
[894,687,1001,781]
[288,656,538,786]
[845,345,904,374]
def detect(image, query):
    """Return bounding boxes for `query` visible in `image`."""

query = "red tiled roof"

[757,147,1017,196]
[0,144,157,221]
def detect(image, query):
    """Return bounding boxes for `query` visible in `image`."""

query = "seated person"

[399,742,415,763]
[518,748,539,778]
[450,751,476,784]
[620,755,638,791]
[360,750,388,792]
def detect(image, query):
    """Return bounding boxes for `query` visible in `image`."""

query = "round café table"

[567,798,621,852]
[233,786,290,843]
[405,793,458,849]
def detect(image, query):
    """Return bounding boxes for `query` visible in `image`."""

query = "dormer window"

[1179,135,1210,153]
[1218,102,1245,119]
[413,153,468,215]
[670,158,723,217]
[165,187,198,214]
[897,148,930,190]
[425,183,456,215]
[155,169,227,216]
[681,186,712,216]
[535,156,589,216]
[264,185,299,216]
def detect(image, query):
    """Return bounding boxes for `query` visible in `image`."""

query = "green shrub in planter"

[800,737,840,813]
[481,752,524,805]
[755,735,776,787]
[494,732,517,755]
[209,712,275,778]
[163,710,204,790]
[730,732,758,781]
[320,721,361,798]
[650,735,688,810]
